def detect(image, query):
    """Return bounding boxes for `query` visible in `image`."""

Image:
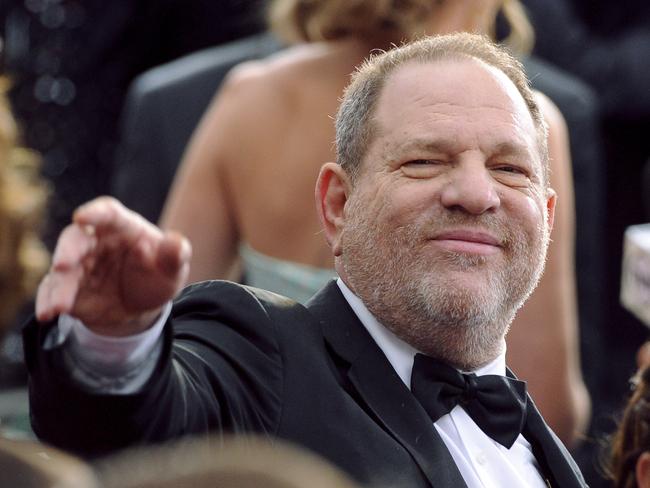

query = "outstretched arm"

[28,198,282,457]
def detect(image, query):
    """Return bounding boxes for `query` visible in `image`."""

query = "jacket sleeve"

[23,281,284,458]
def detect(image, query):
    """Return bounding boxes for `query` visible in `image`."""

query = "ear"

[545,188,556,232]
[637,452,650,488]
[315,162,352,257]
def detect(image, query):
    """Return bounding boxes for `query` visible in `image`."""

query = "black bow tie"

[410,353,528,449]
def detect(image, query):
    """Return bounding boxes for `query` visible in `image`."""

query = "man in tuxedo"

[25,33,586,487]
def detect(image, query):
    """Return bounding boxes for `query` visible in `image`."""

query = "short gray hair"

[335,32,549,185]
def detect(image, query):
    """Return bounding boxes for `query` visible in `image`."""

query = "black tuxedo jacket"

[24,281,586,487]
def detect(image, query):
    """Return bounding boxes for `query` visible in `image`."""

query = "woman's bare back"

[161,40,371,278]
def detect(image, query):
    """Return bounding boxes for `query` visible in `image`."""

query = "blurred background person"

[0,75,48,342]
[0,74,48,437]
[96,436,361,488]
[160,0,590,448]
[519,2,650,483]
[0,436,97,488]
[608,365,650,488]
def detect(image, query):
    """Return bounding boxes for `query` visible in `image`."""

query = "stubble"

[340,195,549,370]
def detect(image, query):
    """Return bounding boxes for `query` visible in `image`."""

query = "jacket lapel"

[308,282,467,488]
[507,370,587,488]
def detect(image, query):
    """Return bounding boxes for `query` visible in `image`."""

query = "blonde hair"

[0,77,49,334]
[0,438,98,488]
[501,0,535,56]
[96,436,361,488]
[269,0,534,55]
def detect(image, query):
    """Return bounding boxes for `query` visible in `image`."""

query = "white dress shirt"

[337,279,548,488]
[57,281,548,486]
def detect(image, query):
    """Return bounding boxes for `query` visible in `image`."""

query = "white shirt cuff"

[46,302,172,394]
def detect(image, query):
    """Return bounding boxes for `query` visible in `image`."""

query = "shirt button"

[476,452,487,465]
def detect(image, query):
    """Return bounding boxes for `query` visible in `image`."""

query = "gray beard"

[341,204,549,371]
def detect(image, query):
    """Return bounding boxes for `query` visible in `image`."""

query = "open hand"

[36,197,191,336]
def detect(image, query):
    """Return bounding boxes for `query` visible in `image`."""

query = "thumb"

[157,232,192,280]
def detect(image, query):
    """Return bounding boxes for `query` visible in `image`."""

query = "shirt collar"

[336,278,507,388]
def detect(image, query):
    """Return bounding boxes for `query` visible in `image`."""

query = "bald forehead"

[369,58,542,164]
[376,58,536,133]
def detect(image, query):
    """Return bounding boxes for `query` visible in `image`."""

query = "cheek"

[515,194,548,238]
[349,181,405,226]
[387,183,439,223]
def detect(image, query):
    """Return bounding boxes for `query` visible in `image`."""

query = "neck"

[404,322,507,372]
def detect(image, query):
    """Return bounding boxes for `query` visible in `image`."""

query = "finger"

[35,273,55,322]
[74,196,160,243]
[51,224,97,271]
[35,268,82,322]
[156,232,192,279]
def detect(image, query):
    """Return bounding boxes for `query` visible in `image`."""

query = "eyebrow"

[491,142,535,160]
[389,138,534,159]
[388,138,458,158]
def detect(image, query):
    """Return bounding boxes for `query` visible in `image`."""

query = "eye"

[401,159,445,178]
[490,160,533,178]
[490,163,533,188]
[493,164,528,175]
[404,159,439,166]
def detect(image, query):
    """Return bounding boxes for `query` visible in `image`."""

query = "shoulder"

[194,48,308,143]
[217,42,339,107]
[525,56,599,122]
[169,281,330,376]
[175,280,298,308]
[172,280,319,337]
[532,90,568,133]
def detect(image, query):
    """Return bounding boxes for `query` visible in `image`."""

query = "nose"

[439,159,500,214]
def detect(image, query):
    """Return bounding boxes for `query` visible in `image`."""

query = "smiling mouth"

[430,230,502,255]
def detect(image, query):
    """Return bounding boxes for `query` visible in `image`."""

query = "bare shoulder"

[195,48,315,146]
[220,42,355,106]
[187,41,357,172]
[532,90,568,131]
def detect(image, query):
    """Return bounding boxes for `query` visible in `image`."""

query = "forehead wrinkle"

[384,138,458,161]
[380,118,533,159]
[377,95,534,137]
[377,60,537,130]
[492,141,535,159]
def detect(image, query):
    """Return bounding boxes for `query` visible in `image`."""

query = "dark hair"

[608,366,650,488]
